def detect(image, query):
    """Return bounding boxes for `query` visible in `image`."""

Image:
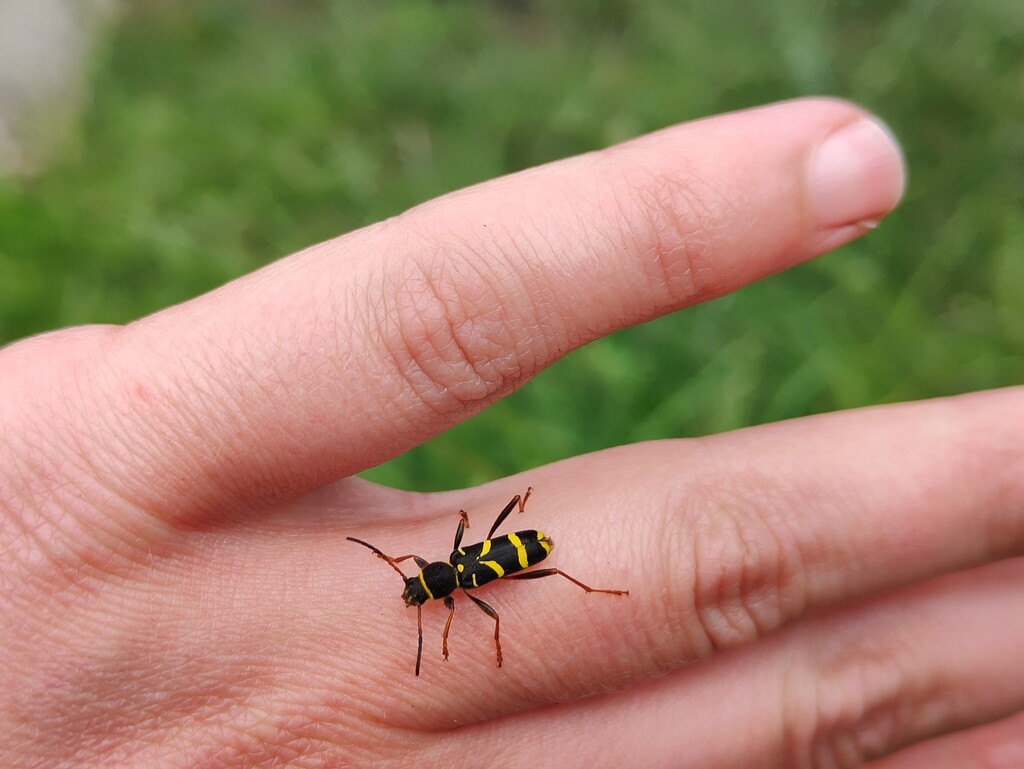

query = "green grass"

[2,0,1022,490]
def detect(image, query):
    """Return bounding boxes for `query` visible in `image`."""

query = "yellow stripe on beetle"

[507,532,530,569]
[537,531,553,555]
[418,571,435,600]
[481,560,505,578]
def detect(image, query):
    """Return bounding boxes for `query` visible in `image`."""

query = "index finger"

[6,98,904,523]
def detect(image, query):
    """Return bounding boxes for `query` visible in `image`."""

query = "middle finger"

[341,387,1023,725]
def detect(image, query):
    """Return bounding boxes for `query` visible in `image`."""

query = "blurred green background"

[1,0,1022,491]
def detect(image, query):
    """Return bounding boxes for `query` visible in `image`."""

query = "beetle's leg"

[519,486,532,511]
[415,604,424,677]
[485,486,533,540]
[464,590,502,667]
[453,510,470,550]
[505,568,628,595]
[389,552,430,569]
[441,595,456,660]
[385,553,429,569]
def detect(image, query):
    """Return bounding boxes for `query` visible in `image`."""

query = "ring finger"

[411,556,1024,769]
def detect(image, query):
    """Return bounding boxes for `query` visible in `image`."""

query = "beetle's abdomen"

[451,529,553,590]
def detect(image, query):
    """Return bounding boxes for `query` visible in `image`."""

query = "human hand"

[4,98,1020,768]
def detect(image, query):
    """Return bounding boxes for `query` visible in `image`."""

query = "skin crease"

[1,98,1023,768]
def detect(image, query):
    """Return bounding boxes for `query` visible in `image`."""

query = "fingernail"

[808,117,906,229]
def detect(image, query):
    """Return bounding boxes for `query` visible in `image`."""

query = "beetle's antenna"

[346,536,409,579]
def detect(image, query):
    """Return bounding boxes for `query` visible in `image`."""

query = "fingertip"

[807,115,906,230]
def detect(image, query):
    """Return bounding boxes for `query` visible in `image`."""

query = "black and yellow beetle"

[347,488,628,675]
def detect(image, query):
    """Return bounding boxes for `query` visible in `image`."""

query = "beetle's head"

[402,576,429,606]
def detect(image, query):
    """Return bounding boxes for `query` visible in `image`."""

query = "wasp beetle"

[347,488,628,675]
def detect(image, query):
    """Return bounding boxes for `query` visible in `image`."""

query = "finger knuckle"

[374,230,530,415]
[610,158,737,308]
[665,470,809,658]
[783,627,940,768]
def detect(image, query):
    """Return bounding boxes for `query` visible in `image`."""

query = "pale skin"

[2,98,1022,768]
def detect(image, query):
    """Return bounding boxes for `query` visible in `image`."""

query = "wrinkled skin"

[3,99,1023,769]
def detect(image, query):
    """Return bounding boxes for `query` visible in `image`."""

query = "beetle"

[347,487,628,675]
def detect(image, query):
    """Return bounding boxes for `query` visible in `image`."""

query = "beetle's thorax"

[402,561,457,605]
